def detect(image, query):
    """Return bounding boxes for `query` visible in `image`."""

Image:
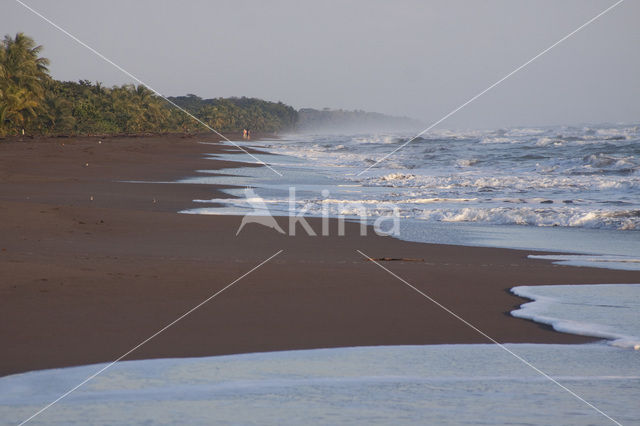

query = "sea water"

[180,124,640,270]
[1,284,639,425]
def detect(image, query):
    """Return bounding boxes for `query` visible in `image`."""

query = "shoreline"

[2,134,640,377]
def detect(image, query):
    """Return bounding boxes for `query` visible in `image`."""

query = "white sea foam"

[241,202,639,230]
[362,172,640,191]
[420,206,640,230]
[511,284,640,349]
[529,254,640,271]
[456,158,480,167]
[2,344,639,425]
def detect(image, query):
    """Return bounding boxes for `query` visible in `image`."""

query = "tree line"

[0,33,297,137]
[169,94,297,133]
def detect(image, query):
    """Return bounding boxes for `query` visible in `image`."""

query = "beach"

[1,134,639,378]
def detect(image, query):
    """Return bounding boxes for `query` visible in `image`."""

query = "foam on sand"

[1,344,639,425]
[511,284,640,349]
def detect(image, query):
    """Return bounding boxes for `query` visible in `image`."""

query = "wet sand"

[2,133,639,377]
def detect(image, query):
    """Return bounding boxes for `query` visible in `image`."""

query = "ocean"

[182,124,640,269]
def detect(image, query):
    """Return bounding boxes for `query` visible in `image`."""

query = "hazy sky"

[3,0,639,128]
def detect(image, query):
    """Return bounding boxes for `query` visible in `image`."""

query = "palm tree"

[0,33,50,135]
[37,91,75,133]
[135,85,166,130]
[0,85,39,134]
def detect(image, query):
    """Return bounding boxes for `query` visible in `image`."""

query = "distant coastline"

[297,107,423,133]
[1,32,422,139]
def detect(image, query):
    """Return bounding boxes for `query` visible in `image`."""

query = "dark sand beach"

[2,134,639,377]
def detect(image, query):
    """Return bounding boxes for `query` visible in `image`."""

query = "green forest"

[0,33,297,137]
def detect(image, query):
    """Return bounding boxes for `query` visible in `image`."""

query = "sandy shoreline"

[2,134,639,377]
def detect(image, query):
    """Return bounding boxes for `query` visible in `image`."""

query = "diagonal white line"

[356,0,625,176]
[18,249,284,426]
[356,249,622,426]
[14,0,283,177]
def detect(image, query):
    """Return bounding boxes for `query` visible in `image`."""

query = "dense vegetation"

[169,94,297,133]
[0,33,297,137]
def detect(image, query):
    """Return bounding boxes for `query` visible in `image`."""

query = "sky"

[2,0,639,129]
